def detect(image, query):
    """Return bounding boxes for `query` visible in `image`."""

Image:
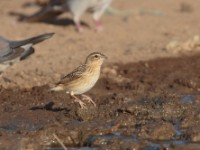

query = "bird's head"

[85,52,107,66]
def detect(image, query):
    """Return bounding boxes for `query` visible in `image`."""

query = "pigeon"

[0,33,54,74]
[64,0,113,32]
[23,0,112,32]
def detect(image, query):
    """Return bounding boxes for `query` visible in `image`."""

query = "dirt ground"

[0,0,200,149]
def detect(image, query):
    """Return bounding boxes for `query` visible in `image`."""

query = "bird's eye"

[94,55,98,58]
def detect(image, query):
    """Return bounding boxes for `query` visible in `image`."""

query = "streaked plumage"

[51,52,107,109]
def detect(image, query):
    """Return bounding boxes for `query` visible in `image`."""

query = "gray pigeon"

[0,33,54,74]
[23,0,112,32]
[64,0,112,32]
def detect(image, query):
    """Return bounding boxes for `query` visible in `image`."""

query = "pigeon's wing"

[0,43,33,63]
[0,37,12,62]
[0,37,24,63]
[4,47,35,62]
[57,64,87,84]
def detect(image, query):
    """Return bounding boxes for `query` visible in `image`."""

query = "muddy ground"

[1,54,200,150]
[1,0,200,149]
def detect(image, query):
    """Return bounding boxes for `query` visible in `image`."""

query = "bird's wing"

[0,46,32,63]
[57,64,87,84]
[0,37,12,61]
[0,37,26,63]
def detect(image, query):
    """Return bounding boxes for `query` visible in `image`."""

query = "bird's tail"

[10,33,54,48]
[50,85,64,92]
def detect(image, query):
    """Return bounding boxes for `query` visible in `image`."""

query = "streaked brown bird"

[51,52,107,109]
[0,33,54,74]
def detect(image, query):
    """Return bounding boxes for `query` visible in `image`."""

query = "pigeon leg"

[74,22,83,32]
[73,14,83,32]
[93,19,103,32]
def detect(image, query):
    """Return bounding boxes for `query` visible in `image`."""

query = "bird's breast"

[70,67,100,95]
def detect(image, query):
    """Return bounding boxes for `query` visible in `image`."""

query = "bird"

[0,33,54,74]
[51,52,107,109]
[22,0,112,32]
[64,0,113,32]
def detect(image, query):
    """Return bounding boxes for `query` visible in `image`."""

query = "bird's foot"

[94,20,103,32]
[76,27,84,33]
[82,94,97,107]
[74,98,87,109]
[71,92,87,109]
[75,23,83,33]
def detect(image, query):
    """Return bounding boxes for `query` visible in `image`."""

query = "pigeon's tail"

[10,32,54,48]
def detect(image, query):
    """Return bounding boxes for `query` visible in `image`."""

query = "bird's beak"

[102,54,108,60]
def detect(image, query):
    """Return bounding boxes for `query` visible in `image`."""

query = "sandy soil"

[0,0,200,88]
[0,0,200,149]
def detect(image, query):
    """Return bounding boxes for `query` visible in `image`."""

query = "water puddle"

[0,119,44,132]
[180,95,195,104]
[87,132,139,145]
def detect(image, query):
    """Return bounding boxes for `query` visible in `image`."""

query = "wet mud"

[1,54,200,150]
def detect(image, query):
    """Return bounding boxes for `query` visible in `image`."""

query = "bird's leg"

[81,94,97,107]
[93,19,103,32]
[70,91,87,109]
[75,22,83,32]
[73,15,83,32]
